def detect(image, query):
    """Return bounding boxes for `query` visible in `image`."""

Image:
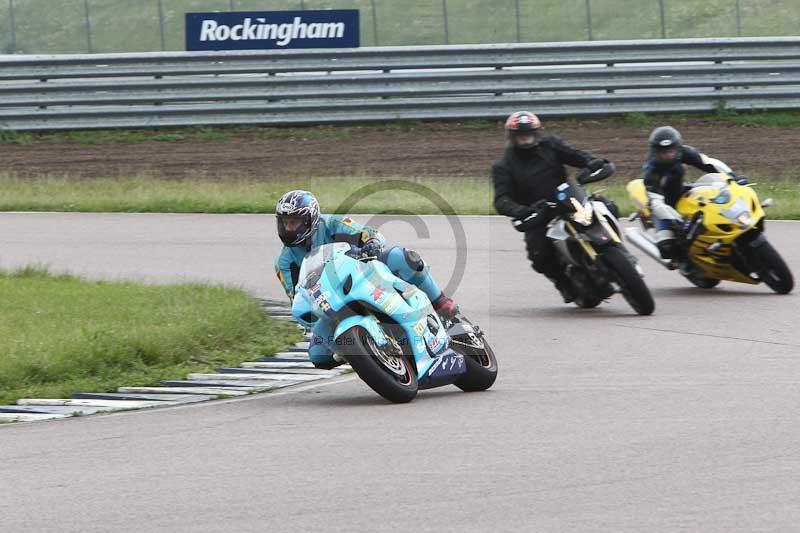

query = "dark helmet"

[275,190,320,246]
[504,110,542,150]
[649,126,683,163]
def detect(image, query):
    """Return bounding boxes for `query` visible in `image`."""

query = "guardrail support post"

[8,0,17,54]
[442,0,449,45]
[157,0,166,51]
[370,0,379,46]
[38,78,48,109]
[585,0,593,41]
[735,0,742,37]
[84,0,93,53]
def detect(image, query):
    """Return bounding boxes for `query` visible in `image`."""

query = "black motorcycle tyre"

[452,329,498,392]
[340,326,418,403]
[755,240,794,294]
[602,247,655,315]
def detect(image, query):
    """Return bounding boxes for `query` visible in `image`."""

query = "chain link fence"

[1,0,798,54]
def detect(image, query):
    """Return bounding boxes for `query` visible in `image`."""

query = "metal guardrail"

[1,37,800,131]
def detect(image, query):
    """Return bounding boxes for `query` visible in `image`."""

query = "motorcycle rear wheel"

[340,326,418,403]
[451,319,498,392]
[684,271,721,289]
[602,247,655,315]
[574,294,604,309]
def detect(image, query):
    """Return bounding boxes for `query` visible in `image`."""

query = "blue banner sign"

[186,9,360,51]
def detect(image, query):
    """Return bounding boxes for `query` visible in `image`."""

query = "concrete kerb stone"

[117,386,242,396]
[1,301,336,424]
[0,412,72,422]
[71,392,214,403]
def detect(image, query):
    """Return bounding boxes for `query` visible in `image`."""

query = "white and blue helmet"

[276,190,320,246]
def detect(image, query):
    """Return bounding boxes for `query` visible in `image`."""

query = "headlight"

[737,212,755,228]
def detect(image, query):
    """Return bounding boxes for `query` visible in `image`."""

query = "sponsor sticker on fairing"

[314,291,331,305]
[426,350,465,377]
[371,286,386,303]
[415,337,425,352]
[382,297,400,314]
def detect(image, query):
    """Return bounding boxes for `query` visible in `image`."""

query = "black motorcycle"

[514,175,655,315]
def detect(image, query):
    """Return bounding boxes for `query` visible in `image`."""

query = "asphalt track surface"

[1,213,799,533]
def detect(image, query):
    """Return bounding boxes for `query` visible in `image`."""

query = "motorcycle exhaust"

[625,227,672,268]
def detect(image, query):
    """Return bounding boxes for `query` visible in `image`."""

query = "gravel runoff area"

[1,118,797,181]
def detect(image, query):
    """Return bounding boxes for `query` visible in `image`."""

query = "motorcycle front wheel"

[340,326,418,403]
[602,247,655,315]
[755,240,794,294]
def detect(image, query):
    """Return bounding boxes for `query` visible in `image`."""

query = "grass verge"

[1,109,800,146]
[622,108,800,129]
[0,266,300,405]
[0,175,797,219]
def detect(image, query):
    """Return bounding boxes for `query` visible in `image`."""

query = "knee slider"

[403,249,425,272]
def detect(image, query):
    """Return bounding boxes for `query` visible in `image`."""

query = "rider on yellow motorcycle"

[643,126,747,261]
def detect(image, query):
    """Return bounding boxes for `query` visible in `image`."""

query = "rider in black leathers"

[642,126,743,260]
[492,111,615,302]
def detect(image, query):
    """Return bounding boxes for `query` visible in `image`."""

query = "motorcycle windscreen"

[555,181,588,208]
[298,242,351,289]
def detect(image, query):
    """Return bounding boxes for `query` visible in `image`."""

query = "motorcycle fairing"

[627,175,768,284]
[417,347,466,390]
[291,243,454,379]
[677,175,766,283]
[548,219,593,265]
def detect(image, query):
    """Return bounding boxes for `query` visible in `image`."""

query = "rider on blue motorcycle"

[274,190,459,369]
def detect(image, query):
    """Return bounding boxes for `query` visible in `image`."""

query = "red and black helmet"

[504,111,542,149]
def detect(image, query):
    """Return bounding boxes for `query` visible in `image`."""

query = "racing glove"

[359,238,383,259]
[512,199,550,232]
[578,159,615,185]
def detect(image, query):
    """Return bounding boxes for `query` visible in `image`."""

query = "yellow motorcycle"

[626,173,794,293]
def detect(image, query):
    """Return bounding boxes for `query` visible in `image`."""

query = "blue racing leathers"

[274,214,444,366]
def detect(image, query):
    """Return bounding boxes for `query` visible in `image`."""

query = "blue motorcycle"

[291,243,498,403]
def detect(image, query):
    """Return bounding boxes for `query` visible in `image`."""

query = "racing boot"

[655,227,681,269]
[313,359,345,370]
[314,351,346,370]
[432,291,460,321]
